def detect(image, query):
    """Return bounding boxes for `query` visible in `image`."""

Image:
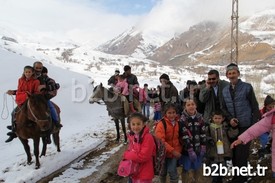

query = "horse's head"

[89,83,104,104]
[26,94,51,131]
[89,83,120,105]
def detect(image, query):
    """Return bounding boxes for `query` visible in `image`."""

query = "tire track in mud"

[37,130,128,183]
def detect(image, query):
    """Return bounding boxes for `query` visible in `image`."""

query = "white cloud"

[0,0,141,46]
[137,0,275,42]
[0,0,274,47]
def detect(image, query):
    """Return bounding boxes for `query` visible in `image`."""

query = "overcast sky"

[0,0,274,47]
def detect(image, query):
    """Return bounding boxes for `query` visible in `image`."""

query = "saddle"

[121,96,129,116]
[121,96,141,115]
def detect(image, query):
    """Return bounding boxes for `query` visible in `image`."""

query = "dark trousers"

[231,127,251,183]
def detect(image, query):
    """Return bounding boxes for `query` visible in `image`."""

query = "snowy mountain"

[97,9,275,67]
[0,9,274,95]
[240,9,275,46]
[97,27,164,59]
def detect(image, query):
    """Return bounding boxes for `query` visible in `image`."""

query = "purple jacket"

[239,108,275,172]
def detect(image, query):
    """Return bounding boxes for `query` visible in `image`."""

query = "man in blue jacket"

[221,63,261,183]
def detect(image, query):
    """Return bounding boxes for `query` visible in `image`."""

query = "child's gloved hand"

[188,148,197,162]
[200,145,206,157]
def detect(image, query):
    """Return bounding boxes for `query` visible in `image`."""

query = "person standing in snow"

[155,103,182,183]
[140,83,150,118]
[221,63,261,183]
[199,69,229,124]
[121,112,156,183]
[258,95,275,158]
[231,108,275,179]
[158,73,180,114]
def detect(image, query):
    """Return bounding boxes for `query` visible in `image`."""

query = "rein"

[1,93,13,120]
[92,86,118,104]
[27,100,49,123]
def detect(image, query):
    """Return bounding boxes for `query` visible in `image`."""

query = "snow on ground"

[0,49,116,183]
[0,49,194,183]
[0,47,272,183]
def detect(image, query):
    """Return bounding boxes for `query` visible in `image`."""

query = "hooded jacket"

[238,108,275,172]
[16,76,40,105]
[123,126,156,180]
[155,116,182,158]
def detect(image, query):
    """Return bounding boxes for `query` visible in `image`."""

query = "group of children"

[124,93,275,183]
[123,98,209,183]
[122,94,275,183]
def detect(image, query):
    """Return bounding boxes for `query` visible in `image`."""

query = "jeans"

[142,103,150,118]
[47,101,58,122]
[160,158,178,182]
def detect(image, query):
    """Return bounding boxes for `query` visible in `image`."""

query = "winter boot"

[5,132,17,143]
[129,102,136,113]
[5,114,17,143]
[159,176,167,183]
[182,170,195,183]
[54,120,63,128]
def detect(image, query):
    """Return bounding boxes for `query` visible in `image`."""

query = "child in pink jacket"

[115,75,129,96]
[231,108,275,178]
[122,112,156,183]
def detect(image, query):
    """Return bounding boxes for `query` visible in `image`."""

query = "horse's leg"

[33,137,41,169]
[114,119,120,142]
[19,138,32,165]
[121,118,127,143]
[40,137,47,157]
[53,131,61,152]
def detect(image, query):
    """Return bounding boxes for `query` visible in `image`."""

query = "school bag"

[152,119,167,175]
[117,159,139,177]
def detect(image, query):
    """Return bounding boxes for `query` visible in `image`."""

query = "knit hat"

[226,63,239,74]
[124,65,131,72]
[264,95,275,106]
[115,68,120,75]
[159,73,170,81]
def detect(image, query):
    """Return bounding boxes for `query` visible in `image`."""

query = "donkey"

[89,83,128,143]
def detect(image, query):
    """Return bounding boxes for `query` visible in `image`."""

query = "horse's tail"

[52,131,61,152]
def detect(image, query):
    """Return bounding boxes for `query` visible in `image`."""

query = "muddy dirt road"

[36,136,273,183]
[36,138,128,183]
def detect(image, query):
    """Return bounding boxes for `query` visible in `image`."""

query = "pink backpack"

[117,159,139,177]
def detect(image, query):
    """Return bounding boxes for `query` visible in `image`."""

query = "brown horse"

[15,94,61,169]
[40,101,61,157]
[89,83,128,143]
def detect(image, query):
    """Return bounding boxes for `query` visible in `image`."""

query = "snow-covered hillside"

[240,9,275,46]
[0,49,115,183]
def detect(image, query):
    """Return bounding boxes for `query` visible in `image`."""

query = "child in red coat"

[9,65,40,105]
[5,65,40,143]
[122,113,156,183]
